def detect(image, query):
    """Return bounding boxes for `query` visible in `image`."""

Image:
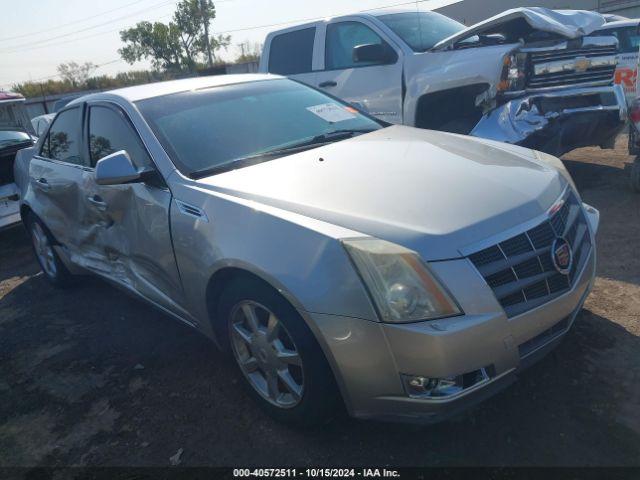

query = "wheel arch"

[205,265,311,341]
[204,264,351,411]
[414,83,490,133]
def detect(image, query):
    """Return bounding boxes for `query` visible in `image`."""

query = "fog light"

[402,368,490,399]
[406,376,438,395]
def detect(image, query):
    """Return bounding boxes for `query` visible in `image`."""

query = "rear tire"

[218,276,339,426]
[26,213,75,288]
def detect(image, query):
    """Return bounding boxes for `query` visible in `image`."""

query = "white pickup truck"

[259,7,627,156]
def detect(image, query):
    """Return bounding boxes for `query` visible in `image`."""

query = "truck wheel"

[631,157,640,193]
[218,276,339,426]
[26,214,75,288]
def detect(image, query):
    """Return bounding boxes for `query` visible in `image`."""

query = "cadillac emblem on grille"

[552,238,573,275]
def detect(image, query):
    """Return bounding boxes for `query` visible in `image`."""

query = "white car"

[594,19,640,156]
[1,91,35,230]
[594,19,640,105]
[31,113,55,137]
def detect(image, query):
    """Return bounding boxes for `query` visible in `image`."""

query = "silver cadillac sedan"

[14,74,599,425]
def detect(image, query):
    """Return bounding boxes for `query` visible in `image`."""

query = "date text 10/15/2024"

[233,469,401,478]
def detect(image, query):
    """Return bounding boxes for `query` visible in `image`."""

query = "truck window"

[378,12,465,52]
[325,22,388,69]
[268,28,316,75]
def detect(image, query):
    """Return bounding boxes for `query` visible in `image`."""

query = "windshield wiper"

[189,128,377,179]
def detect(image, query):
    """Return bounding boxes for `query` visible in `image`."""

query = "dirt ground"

[0,137,639,468]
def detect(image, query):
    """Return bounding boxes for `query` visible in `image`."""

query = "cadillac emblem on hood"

[551,238,573,275]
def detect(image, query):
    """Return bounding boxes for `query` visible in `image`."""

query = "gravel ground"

[0,137,639,467]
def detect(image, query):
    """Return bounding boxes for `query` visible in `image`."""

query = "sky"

[0,0,461,90]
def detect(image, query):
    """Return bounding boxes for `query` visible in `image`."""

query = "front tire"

[218,276,339,426]
[26,214,75,288]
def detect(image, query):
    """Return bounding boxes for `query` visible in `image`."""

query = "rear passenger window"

[88,105,151,168]
[41,108,83,165]
[268,28,315,75]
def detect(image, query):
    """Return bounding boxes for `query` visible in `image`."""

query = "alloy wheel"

[31,222,57,278]
[229,300,304,408]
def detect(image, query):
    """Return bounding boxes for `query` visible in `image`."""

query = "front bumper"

[471,85,627,157]
[0,183,21,230]
[309,204,599,423]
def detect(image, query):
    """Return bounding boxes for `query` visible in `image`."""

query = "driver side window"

[325,21,389,69]
[88,105,152,169]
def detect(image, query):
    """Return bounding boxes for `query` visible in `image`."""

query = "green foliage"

[12,70,178,98]
[236,41,262,63]
[120,22,183,72]
[57,62,98,87]
[119,0,230,73]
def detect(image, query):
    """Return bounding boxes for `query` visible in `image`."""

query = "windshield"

[378,12,465,52]
[0,130,32,148]
[137,79,382,177]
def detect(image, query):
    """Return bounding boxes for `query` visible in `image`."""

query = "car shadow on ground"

[1,268,639,466]
[0,227,38,284]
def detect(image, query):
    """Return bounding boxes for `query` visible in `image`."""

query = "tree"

[236,41,262,63]
[120,22,183,72]
[119,0,230,73]
[57,62,97,88]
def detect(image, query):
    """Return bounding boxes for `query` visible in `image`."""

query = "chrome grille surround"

[526,42,617,90]
[468,189,592,318]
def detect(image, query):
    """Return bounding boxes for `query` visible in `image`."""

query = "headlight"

[533,150,578,193]
[497,53,527,92]
[342,238,462,324]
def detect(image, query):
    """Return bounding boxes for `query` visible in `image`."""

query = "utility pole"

[201,0,214,68]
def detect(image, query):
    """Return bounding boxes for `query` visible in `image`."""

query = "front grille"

[469,191,592,318]
[518,316,571,358]
[526,44,617,89]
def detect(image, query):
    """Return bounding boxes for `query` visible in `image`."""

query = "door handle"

[319,80,337,88]
[87,195,107,211]
[34,178,51,191]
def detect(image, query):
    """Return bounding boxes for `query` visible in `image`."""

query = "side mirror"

[95,150,141,186]
[353,43,393,64]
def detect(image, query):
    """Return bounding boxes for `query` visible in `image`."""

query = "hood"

[433,7,606,51]
[196,126,566,261]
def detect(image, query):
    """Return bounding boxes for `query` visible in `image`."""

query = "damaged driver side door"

[81,102,189,320]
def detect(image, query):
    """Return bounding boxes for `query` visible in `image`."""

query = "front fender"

[403,45,517,125]
[168,177,379,340]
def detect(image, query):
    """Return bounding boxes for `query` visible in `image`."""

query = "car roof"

[72,73,283,104]
[0,91,24,104]
[598,19,640,29]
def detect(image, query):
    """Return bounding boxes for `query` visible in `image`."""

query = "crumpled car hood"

[433,7,606,51]
[196,126,566,261]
